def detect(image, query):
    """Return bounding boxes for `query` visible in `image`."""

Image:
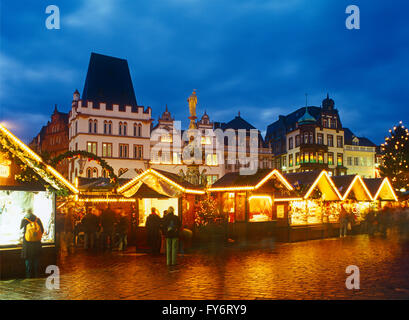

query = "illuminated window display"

[248,196,273,222]
[0,190,55,246]
[289,200,323,225]
[222,193,235,223]
[138,198,178,226]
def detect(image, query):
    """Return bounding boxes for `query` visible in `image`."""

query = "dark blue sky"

[0,0,408,144]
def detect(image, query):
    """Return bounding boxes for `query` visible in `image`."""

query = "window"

[318,152,323,163]
[327,134,333,147]
[87,142,97,155]
[347,157,352,166]
[304,152,309,163]
[102,143,112,157]
[296,152,300,165]
[337,153,343,166]
[173,152,182,164]
[119,122,123,135]
[75,121,78,135]
[354,157,359,166]
[133,145,143,160]
[337,136,343,148]
[88,120,93,133]
[331,119,337,129]
[119,144,129,158]
[92,168,98,178]
[206,175,219,186]
[86,168,92,178]
[282,156,287,168]
[360,157,365,166]
[303,133,309,144]
[206,154,218,166]
[328,152,334,165]
[295,135,300,147]
[289,137,293,150]
[289,154,293,167]
[309,133,314,144]
[123,122,127,136]
[317,133,323,145]
[138,124,142,137]
[133,124,137,137]
[310,152,316,163]
[104,121,108,134]
[93,120,97,133]
[108,121,112,134]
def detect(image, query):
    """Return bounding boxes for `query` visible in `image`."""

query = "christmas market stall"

[0,124,78,279]
[283,170,343,241]
[332,174,375,228]
[207,169,297,242]
[117,168,205,248]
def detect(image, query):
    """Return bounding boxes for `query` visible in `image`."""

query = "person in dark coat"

[146,208,162,254]
[116,210,129,251]
[100,205,116,251]
[162,206,181,266]
[81,208,99,250]
[20,209,44,278]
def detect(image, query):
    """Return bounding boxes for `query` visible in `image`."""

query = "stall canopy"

[0,124,78,194]
[363,177,398,201]
[332,175,373,201]
[117,168,205,198]
[207,169,294,196]
[284,170,342,200]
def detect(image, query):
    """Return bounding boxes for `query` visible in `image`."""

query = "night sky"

[0,0,408,144]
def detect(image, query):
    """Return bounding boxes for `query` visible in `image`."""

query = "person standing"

[146,208,162,254]
[20,209,44,278]
[162,206,181,266]
[82,208,99,250]
[63,208,75,254]
[116,210,129,251]
[100,205,116,251]
[339,205,348,237]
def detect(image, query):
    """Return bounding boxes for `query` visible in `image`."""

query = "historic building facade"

[29,105,70,177]
[68,53,152,182]
[265,95,347,176]
[343,128,377,178]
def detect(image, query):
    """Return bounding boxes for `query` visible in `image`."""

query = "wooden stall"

[0,124,78,279]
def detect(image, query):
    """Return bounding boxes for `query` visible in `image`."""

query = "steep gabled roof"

[343,128,376,147]
[332,175,373,201]
[82,52,137,107]
[0,124,78,194]
[208,169,293,192]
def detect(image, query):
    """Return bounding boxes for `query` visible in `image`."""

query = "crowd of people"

[339,202,409,237]
[55,205,192,266]
[56,205,130,254]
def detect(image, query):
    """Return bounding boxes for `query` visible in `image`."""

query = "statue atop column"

[187,90,197,129]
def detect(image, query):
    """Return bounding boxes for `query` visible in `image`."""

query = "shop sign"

[277,205,285,218]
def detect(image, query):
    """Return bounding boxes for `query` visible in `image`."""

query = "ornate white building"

[68,53,152,181]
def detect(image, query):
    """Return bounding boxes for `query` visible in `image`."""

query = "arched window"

[138,124,142,137]
[89,119,93,133]
[108,121,112,134]
[94,120,97,133]
[304,133,309,144]
[123,122,127,136]
[86,167,92,178]
[309,133,314,144]
[133,123,137,136]
[92,167,98,178]
[104,121,107,134]
[119,122,122,135]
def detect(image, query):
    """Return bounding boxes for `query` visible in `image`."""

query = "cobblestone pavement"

[1,231,409,300]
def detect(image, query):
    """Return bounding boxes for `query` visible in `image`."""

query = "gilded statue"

[187,90,197,118]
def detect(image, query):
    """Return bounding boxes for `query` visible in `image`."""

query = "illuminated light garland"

[373,177,398,201]
[77,198,137,203]
[274,197,303,202]
[341,175,373,201]
[0,123,79,194]
[208,169,293,192]
[303,170,342,200]
[117,168,205,195]
[248,195,273,204]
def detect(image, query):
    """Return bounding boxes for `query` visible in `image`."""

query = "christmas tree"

[380,121,409,190]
